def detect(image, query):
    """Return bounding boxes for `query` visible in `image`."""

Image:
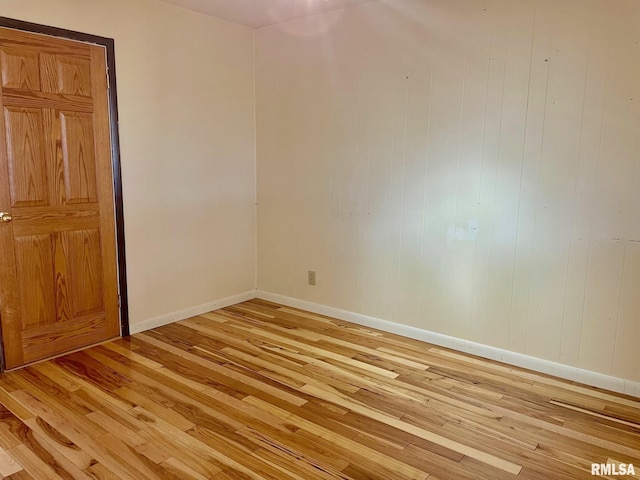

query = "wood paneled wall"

[256,0,640,382]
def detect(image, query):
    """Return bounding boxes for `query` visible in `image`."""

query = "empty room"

[0,0,638,478]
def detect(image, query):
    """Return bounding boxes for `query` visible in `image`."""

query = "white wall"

[4,0,638,387]
[256,0,640,383]
[0,0,257,328]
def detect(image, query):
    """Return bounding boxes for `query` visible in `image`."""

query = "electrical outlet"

[308,271,317,286]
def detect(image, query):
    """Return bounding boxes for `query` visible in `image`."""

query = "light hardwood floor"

[0,299,638,479]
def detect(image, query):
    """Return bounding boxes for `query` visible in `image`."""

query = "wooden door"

[0,27,120,369]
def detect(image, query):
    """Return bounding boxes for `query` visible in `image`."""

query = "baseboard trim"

[129,290,257,335]
[256,291,640,398]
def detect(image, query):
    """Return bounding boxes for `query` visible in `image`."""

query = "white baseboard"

[129,290,257,335]
[256,291,640,398]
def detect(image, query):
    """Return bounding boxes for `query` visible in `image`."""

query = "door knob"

[0,212,12,223]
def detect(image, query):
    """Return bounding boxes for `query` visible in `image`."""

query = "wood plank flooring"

[0,298,638,479]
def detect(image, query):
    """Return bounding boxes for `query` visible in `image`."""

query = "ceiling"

[155,0,378,29]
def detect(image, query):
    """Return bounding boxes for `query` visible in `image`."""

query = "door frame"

[0,17,130,362]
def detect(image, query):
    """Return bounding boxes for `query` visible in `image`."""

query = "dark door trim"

[0,17,130,337]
